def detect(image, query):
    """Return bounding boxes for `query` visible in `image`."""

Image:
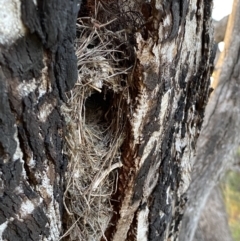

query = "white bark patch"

[39,54,51,98]
[182,0,203,75]
[12,127,27,177]
[14,186,24,195]
[159,210,165,218]
[28,156,36,169]
[19,200,35,218]
[0,221,8,240]
[159,89,171,126]
[17,55,50,100]
[17,79,48,101]
[38,99,57,122]
[175,126,192,197]
[132,87,150,145]
[139,131,159,168]
[38,170,61,241]
[17,79,38,97]
[135,34,154,64]
[137,206,149,241]
[166,186,171,205]
[175,137,187,154]
[163,14,171,27]
[14,185,43,221]
[13,126,23,162]
[178,149,192,196]
[161,43,177,65]
[0,0,26,46]
[143,165,159,199]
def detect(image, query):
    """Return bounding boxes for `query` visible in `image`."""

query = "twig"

[91,162,123,191]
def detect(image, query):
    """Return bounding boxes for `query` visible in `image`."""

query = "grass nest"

[60,1,144,240]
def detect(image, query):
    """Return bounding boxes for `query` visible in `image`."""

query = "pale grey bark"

[193,187,233,241]
[213,15,229,43]
[179,0,240,240]
[213,15,229,65]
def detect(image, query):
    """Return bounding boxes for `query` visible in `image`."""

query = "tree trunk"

[213,15,229,43]
[179,0,240,240]
[0,0,214,241]
[0,0,79,240]
[193,186,233,241]
[103,1,214,240]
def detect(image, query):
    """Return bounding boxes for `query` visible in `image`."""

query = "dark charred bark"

[0,0,79,240]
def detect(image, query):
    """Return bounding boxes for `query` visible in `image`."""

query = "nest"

[60,1,143,240]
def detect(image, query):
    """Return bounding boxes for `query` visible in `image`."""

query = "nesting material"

[61,2,135,240]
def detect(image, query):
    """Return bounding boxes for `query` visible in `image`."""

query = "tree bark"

[0,0,79,240]
[0,0,214,241]
[193,186,233,241]
[102,1,214,240]
[179,0,240,240]
[213,15,229,43]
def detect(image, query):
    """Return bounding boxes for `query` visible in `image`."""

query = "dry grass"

[60,1,140,240]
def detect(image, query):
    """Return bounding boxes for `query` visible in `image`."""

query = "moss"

[222,171,240,241]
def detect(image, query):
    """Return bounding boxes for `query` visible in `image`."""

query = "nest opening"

[85,91,110,122]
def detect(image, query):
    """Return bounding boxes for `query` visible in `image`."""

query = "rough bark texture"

[103,1,214,241]
[0,1,215,241]
[179,0,240,240]
[0,0,79,240]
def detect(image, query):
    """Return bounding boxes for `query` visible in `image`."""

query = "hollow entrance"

[84,90,112,125]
